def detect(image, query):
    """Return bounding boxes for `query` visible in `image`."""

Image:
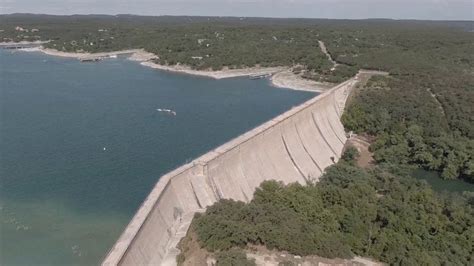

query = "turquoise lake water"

[0,49,315,265]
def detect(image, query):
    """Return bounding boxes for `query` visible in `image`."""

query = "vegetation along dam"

[103,73,361,266]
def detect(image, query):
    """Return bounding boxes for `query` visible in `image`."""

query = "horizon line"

[1,13,473,22]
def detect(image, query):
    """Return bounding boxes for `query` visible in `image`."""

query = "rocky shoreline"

[2,42,329,92]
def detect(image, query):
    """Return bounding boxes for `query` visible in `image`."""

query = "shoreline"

[5,44,330,92]
[142,61,328,92]
[0,40,50,46]
[140,61,286,80]
[38,47,155,60]
[271,70,333,92]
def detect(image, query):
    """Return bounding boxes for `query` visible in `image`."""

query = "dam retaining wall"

[102,77,357,266]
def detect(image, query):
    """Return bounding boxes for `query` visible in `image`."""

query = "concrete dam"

[102,76,358,266]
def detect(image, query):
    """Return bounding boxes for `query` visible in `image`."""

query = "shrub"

[215,249,255,266]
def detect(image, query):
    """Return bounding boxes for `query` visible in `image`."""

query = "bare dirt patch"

[345,135,374,168]
[177,230,210,266]
[178,229,382,266]
[246,245,381,266]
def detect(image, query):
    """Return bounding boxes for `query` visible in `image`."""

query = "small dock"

[2,45,27,50]
[79,54,119,62]
[0,44,41,50]
[0,41,49,50]
[249,73,272,80]
[80,57,103,62]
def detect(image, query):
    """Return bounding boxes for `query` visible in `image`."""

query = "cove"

[412,169,474,193]
[0,49,315,265]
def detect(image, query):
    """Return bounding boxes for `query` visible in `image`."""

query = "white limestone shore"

[7,44,328,92]
[271,70,333,92]
[38,47,152,60]
[140,61,286,80]
[140,61,328,92]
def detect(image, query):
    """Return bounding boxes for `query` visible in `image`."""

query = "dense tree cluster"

[0,14,334,75]
[321,22,474,182]
[342,76,474,181]
[215,249,256,266]
[337,30,474,181]
[192,160,474,265]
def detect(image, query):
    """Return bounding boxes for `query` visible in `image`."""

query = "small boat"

[156,108,176,116]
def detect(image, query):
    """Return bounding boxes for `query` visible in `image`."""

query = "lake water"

[412,169,474,193]
[0,49,315,265]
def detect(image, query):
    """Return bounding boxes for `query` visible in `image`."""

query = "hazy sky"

[0,0,472,20]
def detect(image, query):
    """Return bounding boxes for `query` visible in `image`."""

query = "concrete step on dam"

[102,76,359,266]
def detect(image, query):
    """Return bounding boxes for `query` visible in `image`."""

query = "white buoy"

[103,147,106,151]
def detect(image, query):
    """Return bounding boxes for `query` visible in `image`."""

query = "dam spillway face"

[103,78,357,266]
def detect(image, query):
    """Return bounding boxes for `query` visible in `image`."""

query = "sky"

[0,0,472,20]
